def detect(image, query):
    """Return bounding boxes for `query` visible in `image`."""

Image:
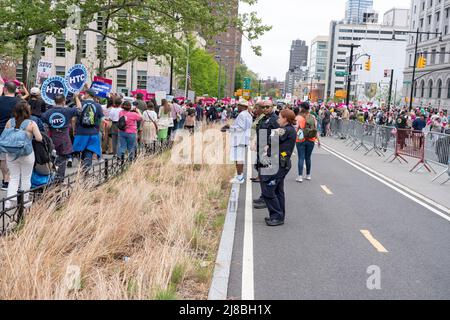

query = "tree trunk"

[75,28,86,65]
[27,34,45,88]
[22,39,29,86]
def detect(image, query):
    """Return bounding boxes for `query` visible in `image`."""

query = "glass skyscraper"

[345,0,374,24]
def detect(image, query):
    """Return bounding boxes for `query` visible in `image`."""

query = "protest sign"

[90,81,112,98]
[166,95,174,102]
[36,60,53,86]
[187,90,195,102]
[41,76,68,105]
[155,91,166,105]
[147,76,170,93]
[65,64,87,93]
[93,76,113,86]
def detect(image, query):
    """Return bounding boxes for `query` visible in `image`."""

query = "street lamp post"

[346,44,355,108]
[215,55,222,100]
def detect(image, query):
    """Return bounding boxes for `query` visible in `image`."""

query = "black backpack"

[80,102,97,128]
[32,133,55,175]
[118,115,127,131]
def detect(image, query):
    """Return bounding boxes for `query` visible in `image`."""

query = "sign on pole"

[41,76,68,105]
[187,90,196,102]
[243,77,251,90]
[65,64,88,93]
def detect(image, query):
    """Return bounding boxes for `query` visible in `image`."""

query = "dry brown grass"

[0,128,234,300]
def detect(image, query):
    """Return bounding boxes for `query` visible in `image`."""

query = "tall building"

[308,36,329,101]
[289,40,309,70]
[207,0,242,98]
[325,18,409,101]
[403,0,450,111]
[383,8,409,27]
[285,39,309,94]
[345,0,374,24]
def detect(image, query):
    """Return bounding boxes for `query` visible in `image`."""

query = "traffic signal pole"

[409,28,420,112]
[387,69,394,112]
[345,44,355,107]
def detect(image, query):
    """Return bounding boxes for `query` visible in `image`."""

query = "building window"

[16,64,23,82]
[447,79,450,99]
[137,70,147,90]
[440,47,446,64]
[414,81,418,97]
[41,45,46,56]
[437,79,442,98]
[117,69,127,88]
[96,35,106,59]
[421,80,425,97]
[56,35,66,57]
[431,49,437,64]
[81,34,87,58]
[55,66,65,77]
[97,13,105,31]
[428,80,433,98]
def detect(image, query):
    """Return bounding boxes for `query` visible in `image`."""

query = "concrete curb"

[208,182,241,300]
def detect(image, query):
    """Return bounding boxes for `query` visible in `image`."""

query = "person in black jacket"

[260,109,297,226]
[253,101,280,209]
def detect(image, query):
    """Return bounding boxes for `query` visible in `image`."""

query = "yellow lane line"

[321,185,334,195]
[360,230,389,253]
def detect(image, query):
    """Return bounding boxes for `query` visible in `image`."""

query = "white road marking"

[360,230,389,253]
[321,185,334,195]
[242,148,254,300]
[322,144,450,223]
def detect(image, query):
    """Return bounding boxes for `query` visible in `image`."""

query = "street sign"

[243,77,251,90]
[335,71,349,77]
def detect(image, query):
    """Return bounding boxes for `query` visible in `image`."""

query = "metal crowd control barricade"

[365,125,384,157]
[391,129,435,173]
[341,119,351,139]
[427,131,450,183]
[353,121,370,152]
[345,121,358,148]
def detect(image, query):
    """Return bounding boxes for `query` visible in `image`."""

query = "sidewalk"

[322,136,450,209]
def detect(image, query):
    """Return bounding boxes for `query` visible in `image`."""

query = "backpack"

[0,119,33,160]
[303,115,318,139]
[80,102,97,128]
[33,133,55,175]
[118,115,127,131]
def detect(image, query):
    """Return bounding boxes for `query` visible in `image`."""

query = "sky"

[240,0,411,81]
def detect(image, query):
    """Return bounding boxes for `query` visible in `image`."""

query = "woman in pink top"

[118,101,142,161]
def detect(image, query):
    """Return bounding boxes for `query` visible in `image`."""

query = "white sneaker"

[296,176,303,183]
[306,175,312,181]
[230,175,245,184]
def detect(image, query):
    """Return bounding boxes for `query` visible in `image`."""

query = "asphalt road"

[228,144,450,300]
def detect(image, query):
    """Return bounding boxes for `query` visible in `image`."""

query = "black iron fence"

[0,140,172,235]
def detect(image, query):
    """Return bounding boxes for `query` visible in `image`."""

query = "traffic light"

[417,55,427,69]
[365,58,372,71]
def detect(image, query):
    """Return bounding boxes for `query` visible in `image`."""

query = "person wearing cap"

[72,88,104,172]
[27,87,47,119]
[229,99,253,184]
[253,100,279,210]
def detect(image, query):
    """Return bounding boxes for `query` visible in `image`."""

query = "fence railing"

[0,140,172,235]
[329,118,450,184]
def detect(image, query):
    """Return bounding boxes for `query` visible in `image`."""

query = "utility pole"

[387,69,394,112]
[409,28,420,112]
[184,43,190,99]
[346,44,355,107]
[217,57,222,100]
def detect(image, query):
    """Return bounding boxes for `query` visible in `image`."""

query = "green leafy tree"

[175,45,225,98]
[0,0,271,85]
[234,63,258,92]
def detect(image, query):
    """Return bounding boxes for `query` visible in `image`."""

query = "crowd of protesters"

[0,77,245,207]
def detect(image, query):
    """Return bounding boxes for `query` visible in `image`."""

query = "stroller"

[31,133,56,189]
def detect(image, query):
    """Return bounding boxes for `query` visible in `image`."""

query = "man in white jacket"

[230,99,253,184]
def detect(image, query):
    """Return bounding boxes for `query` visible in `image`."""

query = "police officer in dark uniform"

[253,101,280,209]
[260,109,297,226]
